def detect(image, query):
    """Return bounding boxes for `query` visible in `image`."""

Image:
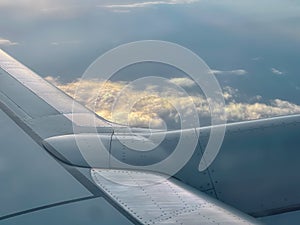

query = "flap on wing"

[91,169,261,225]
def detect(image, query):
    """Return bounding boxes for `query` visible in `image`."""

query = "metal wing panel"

[91,169,262,225]
[0,50,89,115]
[203,115,300,215]
[0,71,58,118]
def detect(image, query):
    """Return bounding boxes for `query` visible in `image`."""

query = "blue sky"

[1,0,300,126]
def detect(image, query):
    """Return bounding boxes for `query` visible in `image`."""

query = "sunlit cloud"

[169,77,196,87]
[46,76,300,129]
[0,38,18,46]
[211,69,247,76]
[225,100,300,121]
[222,86,238,100]
[271,67,284,75]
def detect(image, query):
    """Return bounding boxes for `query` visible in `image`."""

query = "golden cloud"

[46,76,300,129]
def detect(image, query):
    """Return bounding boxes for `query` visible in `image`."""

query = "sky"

[1,0,300,128]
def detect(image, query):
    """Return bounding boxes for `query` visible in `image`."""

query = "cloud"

[211,69,247,76]
[169,77,196,87]
[46,76,300,129]
[222,86,238,100]
[100,0,199,9]
[0,38,18,46]
[44,76,61,86]
[225,100,300,121]
[271,68,284,75]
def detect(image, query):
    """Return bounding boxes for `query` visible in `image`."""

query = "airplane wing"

[0,49,261,224]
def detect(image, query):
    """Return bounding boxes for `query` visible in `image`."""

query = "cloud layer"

[46,76,300,129]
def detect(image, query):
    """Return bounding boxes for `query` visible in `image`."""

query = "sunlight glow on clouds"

[46,76,300,128]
